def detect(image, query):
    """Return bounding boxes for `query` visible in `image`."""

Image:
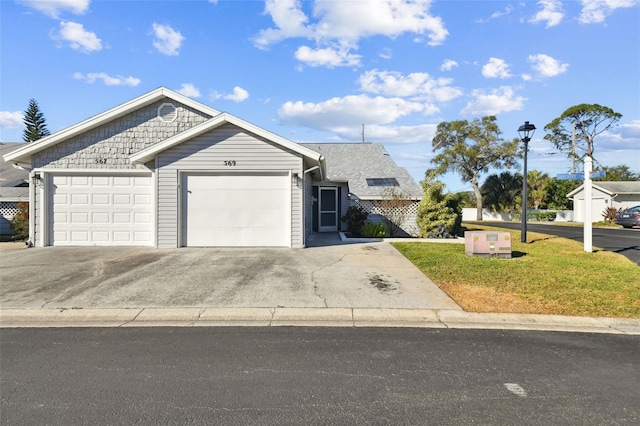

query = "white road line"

[504,383,527,397]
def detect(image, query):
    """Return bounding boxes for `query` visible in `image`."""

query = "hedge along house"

[3,87,422,248]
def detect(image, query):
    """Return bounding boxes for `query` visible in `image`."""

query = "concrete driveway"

[0,235,460,311]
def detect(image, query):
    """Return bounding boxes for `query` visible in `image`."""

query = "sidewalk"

[2,307,639,334]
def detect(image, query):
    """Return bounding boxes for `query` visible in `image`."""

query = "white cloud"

[353,123,439,144]
[211,86,250,102]
[476,5,515,23]
[461,86,525,115]
[378,48,393,60]
[278,95,424,130]
[311,0,449,46]
[151,23,185,56]
[295,45,361,68]
[596,120,640,151]
[176,83,201,98]
[482,57,512,79]
[225,87,249,102]
[253,0,312,49]
[358,69,463,103]
[253,0,448,67]
[53,21,102,53]
[17,0,89,18]
[579,0,638,24]
[529,0,564,28]
[0,111,24,129]
[441,59,458,71]
[528,53,569,78]
[73,72,141,86]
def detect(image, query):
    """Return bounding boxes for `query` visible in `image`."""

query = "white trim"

[29,172,36,246]
[40,173,47,247]
[288,169,294,248]
[130,113,323,165]
[35,168,152,175]
[318,186,339,232]
[3,87,221,164]
[157,103,177,123]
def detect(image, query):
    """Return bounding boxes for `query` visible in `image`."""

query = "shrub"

[360,222,387,238]
[514,211,556,222]
[531,211,557,222]
[601,207,620,224]
[341,205,368,235]
[416,172,461,237]
[10,201,29,241]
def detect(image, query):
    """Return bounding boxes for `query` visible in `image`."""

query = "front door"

[319,187,338,232]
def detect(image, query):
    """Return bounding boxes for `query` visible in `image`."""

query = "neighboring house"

[2,87,422,248]
[567,181,640,222]
[0,143,29,238]
[300,143,422,236]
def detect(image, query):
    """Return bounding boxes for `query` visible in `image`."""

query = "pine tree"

[22,99,50,142]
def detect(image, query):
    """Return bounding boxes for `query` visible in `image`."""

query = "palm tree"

[481,171,522,213]
[527,170,550,210]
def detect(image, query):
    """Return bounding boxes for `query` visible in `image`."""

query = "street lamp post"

[518,121,536,243]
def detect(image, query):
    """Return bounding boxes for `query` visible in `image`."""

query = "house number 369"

[224,160,237,166]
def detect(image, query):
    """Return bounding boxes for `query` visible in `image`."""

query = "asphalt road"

[467,221,640,265]
[2,327,639,425]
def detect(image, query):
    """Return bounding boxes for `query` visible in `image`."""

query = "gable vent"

[158,103,177,122]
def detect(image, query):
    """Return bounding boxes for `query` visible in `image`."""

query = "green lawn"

[392,226,640,318]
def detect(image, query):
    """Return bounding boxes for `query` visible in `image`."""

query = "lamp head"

[518,121,536,142]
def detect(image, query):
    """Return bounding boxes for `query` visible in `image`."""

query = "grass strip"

[392,226,640,318]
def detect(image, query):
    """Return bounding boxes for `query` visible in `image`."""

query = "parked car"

[615,205,640,228]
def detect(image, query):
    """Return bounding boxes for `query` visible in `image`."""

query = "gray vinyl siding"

[156,123,304,248]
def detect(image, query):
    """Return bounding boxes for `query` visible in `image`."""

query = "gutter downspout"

[28,171,36,247]
[302,160,325,247]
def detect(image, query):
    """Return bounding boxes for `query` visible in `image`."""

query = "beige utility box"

[464,231,512,258]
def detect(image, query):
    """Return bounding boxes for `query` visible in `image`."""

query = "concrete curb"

[1,308,639,334]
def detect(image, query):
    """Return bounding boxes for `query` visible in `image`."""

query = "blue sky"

[1,0,638,193]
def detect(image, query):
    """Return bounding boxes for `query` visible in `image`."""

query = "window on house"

[366,178,399,187]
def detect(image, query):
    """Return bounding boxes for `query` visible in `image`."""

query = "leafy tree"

[543,178,574,210]
[416,171,462,237]
[543,104,622,163]
[22,98,50,142]
[481,171,522,213]
[451,191,476,208]
[527,170,550,210]
[430,116,520,220]
[594,164,639,181]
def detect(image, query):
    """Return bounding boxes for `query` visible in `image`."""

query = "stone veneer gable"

[33,100,212,169]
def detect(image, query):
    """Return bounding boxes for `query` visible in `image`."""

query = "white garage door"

[50,175,153,246]
[183,172,290,247]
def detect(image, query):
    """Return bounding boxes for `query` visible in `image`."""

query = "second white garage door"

[183,172,290,247]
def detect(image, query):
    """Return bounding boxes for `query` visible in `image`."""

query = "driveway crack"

[41,261,105,308]
[310,254,346,308]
